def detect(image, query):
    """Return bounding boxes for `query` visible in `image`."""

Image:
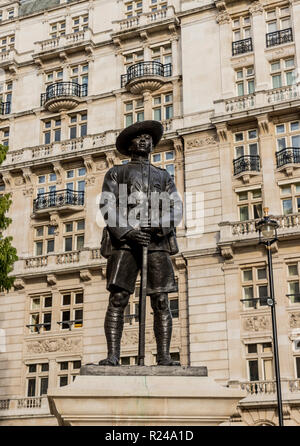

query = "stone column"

[257,115,280,214]
[216,123,236,221]
[216,10,235,98]
[290,0,300,76]
[171,36,179,77]
[143,90,152,120]
[249,2,269,93]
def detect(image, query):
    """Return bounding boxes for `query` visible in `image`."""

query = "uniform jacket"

[100,159,182,254]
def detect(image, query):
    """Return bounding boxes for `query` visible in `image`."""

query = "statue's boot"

[154,309,180,366]
[98,306,124,366]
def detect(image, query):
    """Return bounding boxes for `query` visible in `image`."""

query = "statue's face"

[129,133,153,155]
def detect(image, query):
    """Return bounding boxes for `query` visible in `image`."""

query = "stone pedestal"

[47,366,245,426]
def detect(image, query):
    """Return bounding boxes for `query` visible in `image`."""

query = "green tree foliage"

[0,145,18,292]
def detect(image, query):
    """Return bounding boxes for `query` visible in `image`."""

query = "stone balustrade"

[266,84,300,104]
[25,256,48,269]
[56,251,80,265]
[114,6,175,32]
[0,396,49,412]
[219,213,300,244]
[240,380,276,395]
[225,94,256,113]
[35,30,91,54]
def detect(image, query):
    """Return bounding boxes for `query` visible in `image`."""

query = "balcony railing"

[276,147,300,168]
[266,28,293,47]
[232,38,253,56]
[240,380,276,395]
[33,189,84,211]
[41,82,88,106]
[233,155,260,176]
[0,101,11,115]
[121,61,172,88]
[286,293,300,304]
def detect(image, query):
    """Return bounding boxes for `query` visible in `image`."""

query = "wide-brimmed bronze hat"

[116,120,164,156]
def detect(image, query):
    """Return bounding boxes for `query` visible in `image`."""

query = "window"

[120,356,138,365]
[28,295,52,333]
[124,99,144,127]
[57,359,81,386]
[153,93,173,121]
[124,286,140,325]
[234,129,259,159]
[271,58,296,89]
[125,1,143,18]
[237,189,262,221]
[49,20,66,38]
[68,112,87,139]
[0,81,13,108]
[151,149,175,180]
[236,67,255,96]
[7,9,14,20]
[275,121,300,151]
[63,219,85,252]
[149,0,167,12]
[71,64,89,91]
[42,118,61,144]
[0,34,14,52]
[241,265,268,308]
[72,14,89,33]
[65,167,86,202]
[0,128,9,146]
[123,50,144,70]
[266,7,291,33]
[246,343,273,381]
[287,262,300,303]
[45,69,64,88]
[60,290,84,329]
[34,224,56,256]
[280,182,300,215]
[27,363,49,396]
[151,43,172,64]
[232,16,251,41]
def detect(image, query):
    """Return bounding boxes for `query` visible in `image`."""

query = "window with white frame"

[293,341,300,378]
[236,66,255,96]
[42,118,61,144]
[270,58,296,88]
[245,343,274,381]
[72,14,89,33]
[63,219,85,252]
[266,6,291,33]
[280,182,300,215]
[123,49,144,69]
[149,0,168,12]
[7,8,14,20]
[287,263,300,304]
[234,129,259,159]
[68,112,87,139]
[60,290,84,330]
[34,224,56,256]
[151,43,172,64]
[237,189,262,221]
[70,63,88,89]
[241,265,268,308]
[36,172,57,195]
[28,294,53,333]
[49,20,66,38]
[0,128,9,147]
[45,69,64,87]
[65,166,86,196]
[275,121,300,151]
[153,92,173,121]
[151,149,175,180]
[124,98,144,127]
[0,34,14,52]
[57,360,81,386]
[26,363,49,396]
[232,15,251,41]
[124,0,143,17]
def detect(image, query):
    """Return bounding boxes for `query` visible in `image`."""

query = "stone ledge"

[80,364,208,377]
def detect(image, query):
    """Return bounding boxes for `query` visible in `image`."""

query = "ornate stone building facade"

[0,0,300,426]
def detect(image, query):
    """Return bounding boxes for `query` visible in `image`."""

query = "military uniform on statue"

[98,120,183,366]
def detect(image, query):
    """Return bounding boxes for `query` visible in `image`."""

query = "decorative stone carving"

[47,274,57,286]
[216,11,231,25]
[122,330,138,346]
[23,187,34,197]
[14,177,24,186]
[52,161,63,184]
[249,1,264,15]
[216,125,228,143]
[27,337,82,354]
[13,278,25,290]
[49,212,59,228]
[96,160,108,171]
[290,312,300,328]
[105,150,119,168]
[86,176,96,186]
[220,246,234,260]
[243,315,271,332]
[83,155,94,174]
[186,135,218,149]
[173,255,186,271]
[80,269,92,281]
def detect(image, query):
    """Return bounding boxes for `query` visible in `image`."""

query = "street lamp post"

[255,207,284,427]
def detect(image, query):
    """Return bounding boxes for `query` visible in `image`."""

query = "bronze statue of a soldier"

[99,120,182,366]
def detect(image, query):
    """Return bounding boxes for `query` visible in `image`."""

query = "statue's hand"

[126,229,151,246]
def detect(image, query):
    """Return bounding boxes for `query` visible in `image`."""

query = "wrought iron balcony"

[0,101,11,115]
[233,155,260,176]
[40,81,88,112]
[33,189,84,212]
[121,61,172,93]
[276,147,300,168]
[286,293,300,304]
[232,38,253,56]
[266,28,293,47]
